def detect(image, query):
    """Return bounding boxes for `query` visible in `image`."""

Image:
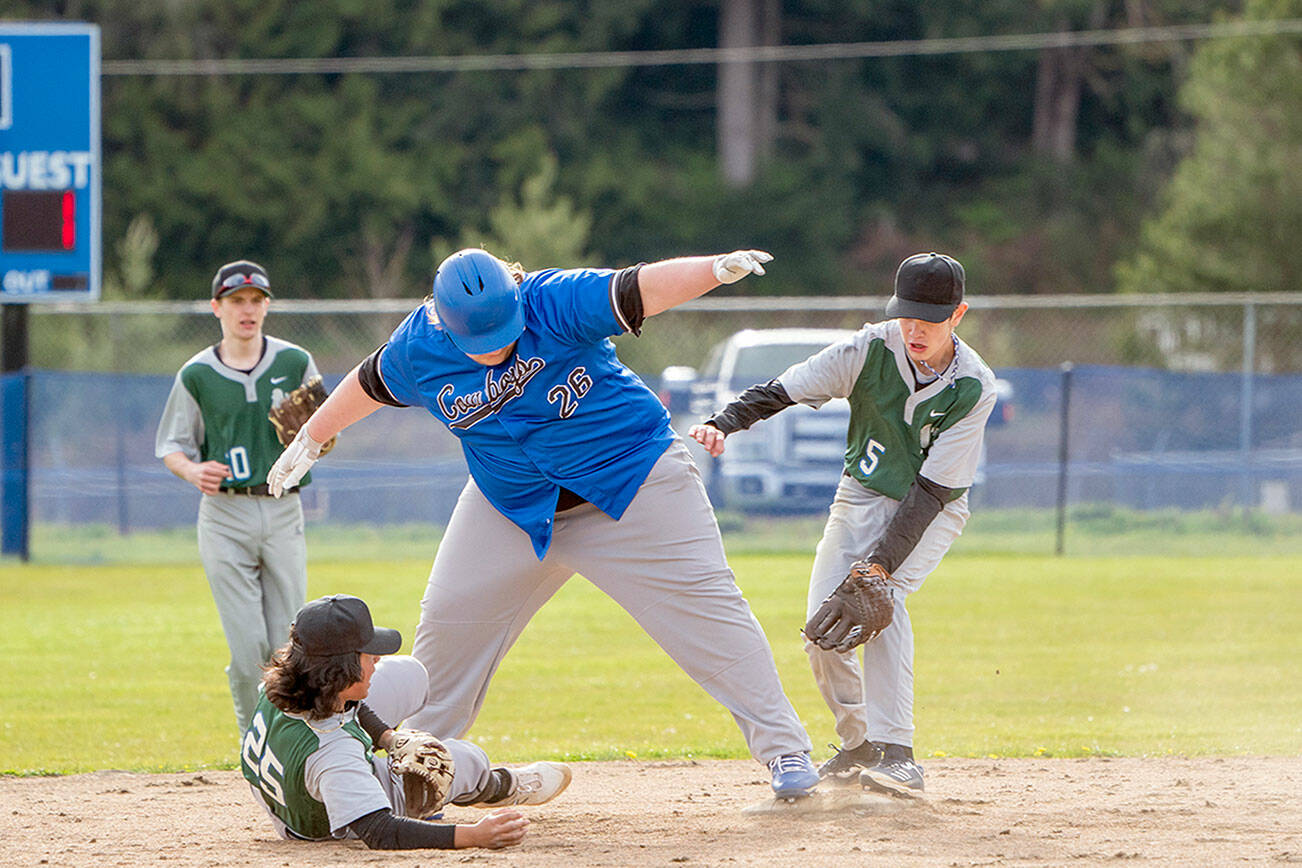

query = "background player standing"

[155,260,322,734]
[266,247,820,799]
[690,252,998,796]
[242,593,570,850]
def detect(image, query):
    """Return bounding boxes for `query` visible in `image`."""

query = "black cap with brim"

[293,594,402,657]
[212,260,274,300]
[884,295,959,323]
[887,252,964,322]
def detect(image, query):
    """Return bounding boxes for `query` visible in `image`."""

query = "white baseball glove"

[267,427,326,497]
[712,249,773,284]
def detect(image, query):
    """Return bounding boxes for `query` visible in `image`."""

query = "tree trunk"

[1030,4,1106,163]
[717,0,779,187]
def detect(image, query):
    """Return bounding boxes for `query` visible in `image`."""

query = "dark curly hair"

[262,625,364,720]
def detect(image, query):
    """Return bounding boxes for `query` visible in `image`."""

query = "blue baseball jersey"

[379,267,676,558]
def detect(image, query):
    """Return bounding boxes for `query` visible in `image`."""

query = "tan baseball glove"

[388,729,456,818]
[268,375,335,456]
[803,560,896,653]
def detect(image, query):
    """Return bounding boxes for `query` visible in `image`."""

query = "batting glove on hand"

[712,250,773,285]
[267,427,326,497]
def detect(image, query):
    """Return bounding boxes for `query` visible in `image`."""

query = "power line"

[101,18,1302,77]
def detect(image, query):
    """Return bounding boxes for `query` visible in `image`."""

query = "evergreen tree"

[1118,0,1302,296]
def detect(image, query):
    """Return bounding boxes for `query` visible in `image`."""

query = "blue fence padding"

[1,371,31,556]
[2,365,1300,534]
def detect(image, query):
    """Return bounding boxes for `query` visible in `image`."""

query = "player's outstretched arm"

[348,807,527,850]
[454,809,529,849]
[302,367,384,443]
[267,367,384,497]
[639,250,772,317]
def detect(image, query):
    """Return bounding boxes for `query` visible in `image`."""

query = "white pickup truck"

[658,328,1011,512]
[658,328,856,511]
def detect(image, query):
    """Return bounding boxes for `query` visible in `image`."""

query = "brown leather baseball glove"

[803,560,896,653]
[268,376,335,456]
[388,729,456,818]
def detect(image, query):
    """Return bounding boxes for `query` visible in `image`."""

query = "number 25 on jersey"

[242,711,287,806]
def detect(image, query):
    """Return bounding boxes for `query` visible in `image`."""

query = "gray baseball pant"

[365,655,494,811]
[804,475,969,749]
[405,439,812,764]
[197,491,308,734]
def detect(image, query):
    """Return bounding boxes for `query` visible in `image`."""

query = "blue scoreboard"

[0,22,100,302]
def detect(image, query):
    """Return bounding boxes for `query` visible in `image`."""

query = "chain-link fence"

[3,292,1300,544]
[22,291,1302,377]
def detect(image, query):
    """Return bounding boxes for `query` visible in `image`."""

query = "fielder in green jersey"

[155,260,322,734]
[241,594,570,850]
[691,253,998,797]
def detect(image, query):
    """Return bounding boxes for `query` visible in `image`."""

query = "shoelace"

[769,754,809,774]
[516,773,542,793]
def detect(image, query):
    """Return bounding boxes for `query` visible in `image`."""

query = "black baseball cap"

[885,252,965,323]
[211,260,274,299]
[292,595,402,657]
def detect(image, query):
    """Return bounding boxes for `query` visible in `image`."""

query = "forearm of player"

[303,367,384,443]
[638,256,724,316]
[355,702,394,751]
[349,808,457,849]
[162,451,228,495]
[349,808,528,850]
[707,379,796,435]
[866,476,955,574]
[638,250,770,316]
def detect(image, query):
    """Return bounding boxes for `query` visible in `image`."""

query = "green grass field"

[2,544,1298,774]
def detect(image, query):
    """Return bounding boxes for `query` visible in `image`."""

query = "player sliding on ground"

[241,594,571,850]
[691,252,998,797]
[267,249,820,800]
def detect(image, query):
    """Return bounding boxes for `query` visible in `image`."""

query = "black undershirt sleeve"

[612,264,646,336]
[348,808,457,850]
[354,702,391,746]
[357,345,408,407]
[865,475,955,574]
[704,379,797,436]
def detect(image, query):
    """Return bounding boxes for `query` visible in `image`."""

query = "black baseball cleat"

[817,741,882,784]
[860,743,924,796]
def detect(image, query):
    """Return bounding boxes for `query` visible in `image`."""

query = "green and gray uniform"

[708,321,996,749]
[240,656,494,843]
[155,336,321,732]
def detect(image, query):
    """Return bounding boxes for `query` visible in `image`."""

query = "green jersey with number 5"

[778,321,997,501]
[154,337,319,489]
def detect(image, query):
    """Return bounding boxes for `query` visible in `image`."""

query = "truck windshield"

[730,343,831,388]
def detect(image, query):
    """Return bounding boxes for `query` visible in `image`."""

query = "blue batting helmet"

[432,249,524,355]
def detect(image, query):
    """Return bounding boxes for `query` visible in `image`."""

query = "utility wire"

[101,18,1302,77]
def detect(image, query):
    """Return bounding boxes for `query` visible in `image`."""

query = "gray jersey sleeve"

[154,373,203,461]
[778,326,877,408]
[920,384,997,489]
[303,352,321,386]
[303,736,394,836]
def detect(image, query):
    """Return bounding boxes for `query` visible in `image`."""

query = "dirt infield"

[3,757,1299,866]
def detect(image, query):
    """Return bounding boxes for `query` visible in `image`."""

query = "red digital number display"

[1,189,75,253]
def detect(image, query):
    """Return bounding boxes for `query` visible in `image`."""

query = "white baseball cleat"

[479,762,573,807]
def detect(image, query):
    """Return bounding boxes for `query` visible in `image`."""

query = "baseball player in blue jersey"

[267,248,819,798]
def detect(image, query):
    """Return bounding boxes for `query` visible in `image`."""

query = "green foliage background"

[16,0,1301,306]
